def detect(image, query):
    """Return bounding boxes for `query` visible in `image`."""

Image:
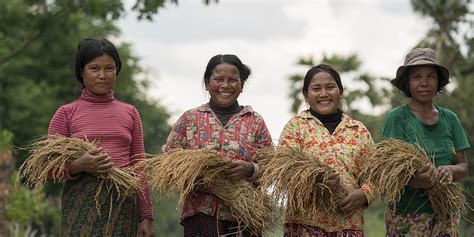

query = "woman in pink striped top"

[48,38,153,236]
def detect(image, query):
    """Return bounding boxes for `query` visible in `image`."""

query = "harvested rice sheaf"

[427,182,466,220]
[258,147,353,221]
[137,149,277,233]
[18,136,142,205]
[360,139,467,220]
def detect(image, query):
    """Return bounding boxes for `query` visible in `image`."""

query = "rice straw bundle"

[360,139,467,219]
[137,149,277,232]
[427,182,466,220]
[359,139,429,204]
[258,147,353,221]
[18,135,141,205]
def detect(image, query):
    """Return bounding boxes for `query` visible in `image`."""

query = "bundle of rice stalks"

[427,182,466,220]
[258,147,353,221]
[18,136,141,205]
[137,149,277,232]
[360,139,467,219]
[359,139,429,204]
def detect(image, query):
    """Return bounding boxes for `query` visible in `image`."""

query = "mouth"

[317,100,332,104]
[218,91,233,98]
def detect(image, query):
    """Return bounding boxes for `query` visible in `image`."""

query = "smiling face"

[407,65,438,104]
[304,72,341,115]
[206,63,242,107]
[82,54,117,95]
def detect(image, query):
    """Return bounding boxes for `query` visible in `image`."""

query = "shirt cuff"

[60,163,81,180]
[246,162,259,181]
[361,182,376,206]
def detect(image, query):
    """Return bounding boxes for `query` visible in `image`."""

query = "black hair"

[399,67,444,97]
[302,63,343,96]
[74,38,122,85]
[203,54,251,89]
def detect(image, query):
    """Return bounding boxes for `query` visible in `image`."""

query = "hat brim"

[391,60,450,91]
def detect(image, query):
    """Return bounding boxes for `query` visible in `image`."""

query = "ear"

[303,93,308,102]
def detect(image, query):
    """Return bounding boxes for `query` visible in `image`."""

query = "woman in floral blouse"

[278,63,375,236]
[163,54,272,236]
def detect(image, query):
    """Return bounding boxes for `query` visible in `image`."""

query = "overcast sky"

[118,0,430,142]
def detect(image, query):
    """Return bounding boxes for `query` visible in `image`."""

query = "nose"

[320,88,329,96]
[419,77,428,86]
[221,80,230,88]
[98,69,106,79]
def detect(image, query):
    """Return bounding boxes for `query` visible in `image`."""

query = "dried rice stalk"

[18,135,141,207]
[136,149,277,233]
[258,147,353,222]
[359,139,429,204]
[360,139,467,219]
[427,182,466,220]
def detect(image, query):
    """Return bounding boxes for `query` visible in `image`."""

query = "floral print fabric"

[278,110,374,232]
[163,103,272,222]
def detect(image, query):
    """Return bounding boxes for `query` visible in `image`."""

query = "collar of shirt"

[197,103,254,117]
[297,110,360,129]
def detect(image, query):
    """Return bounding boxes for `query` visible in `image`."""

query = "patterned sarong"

[284,223,364,237]
[61,174,138,236]
[385,209,459,236]
[182,213,260,237]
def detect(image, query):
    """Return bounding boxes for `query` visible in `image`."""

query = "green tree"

[4,172,60,236]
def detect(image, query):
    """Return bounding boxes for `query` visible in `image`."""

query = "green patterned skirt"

[61,174,138,236]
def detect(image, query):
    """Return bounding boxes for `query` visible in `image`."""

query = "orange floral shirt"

[278,110,375,232]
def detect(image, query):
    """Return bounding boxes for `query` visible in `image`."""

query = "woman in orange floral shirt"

[278,64,375,236]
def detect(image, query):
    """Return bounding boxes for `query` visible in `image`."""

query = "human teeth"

[220,92,232,97]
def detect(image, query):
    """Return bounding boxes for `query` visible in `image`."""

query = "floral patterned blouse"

[278,110,375,232]
[163,103,272,222]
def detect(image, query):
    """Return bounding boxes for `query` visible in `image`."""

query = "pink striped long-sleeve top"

[48,89,153,221]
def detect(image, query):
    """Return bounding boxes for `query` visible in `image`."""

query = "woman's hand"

[316,173,340,194]
[326,173,340,192]
[224,160,253,182]
[137,219,153,237]
[68,147,113,175]
[407,164,437,189]
[436,165,453,184]
[340,189,367,216]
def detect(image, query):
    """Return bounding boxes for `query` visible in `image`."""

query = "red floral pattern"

[163,103,272,222]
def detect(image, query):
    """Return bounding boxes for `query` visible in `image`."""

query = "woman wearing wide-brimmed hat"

[382,48,469,236]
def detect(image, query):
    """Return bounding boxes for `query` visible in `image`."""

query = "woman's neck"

[208,99,241,114]
[409,100,439,125]
[409,100,435,113]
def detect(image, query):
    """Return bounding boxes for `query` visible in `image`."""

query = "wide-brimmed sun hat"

[391,48,450,91]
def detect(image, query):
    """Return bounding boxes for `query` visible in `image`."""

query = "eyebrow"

[310,82,337,86]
